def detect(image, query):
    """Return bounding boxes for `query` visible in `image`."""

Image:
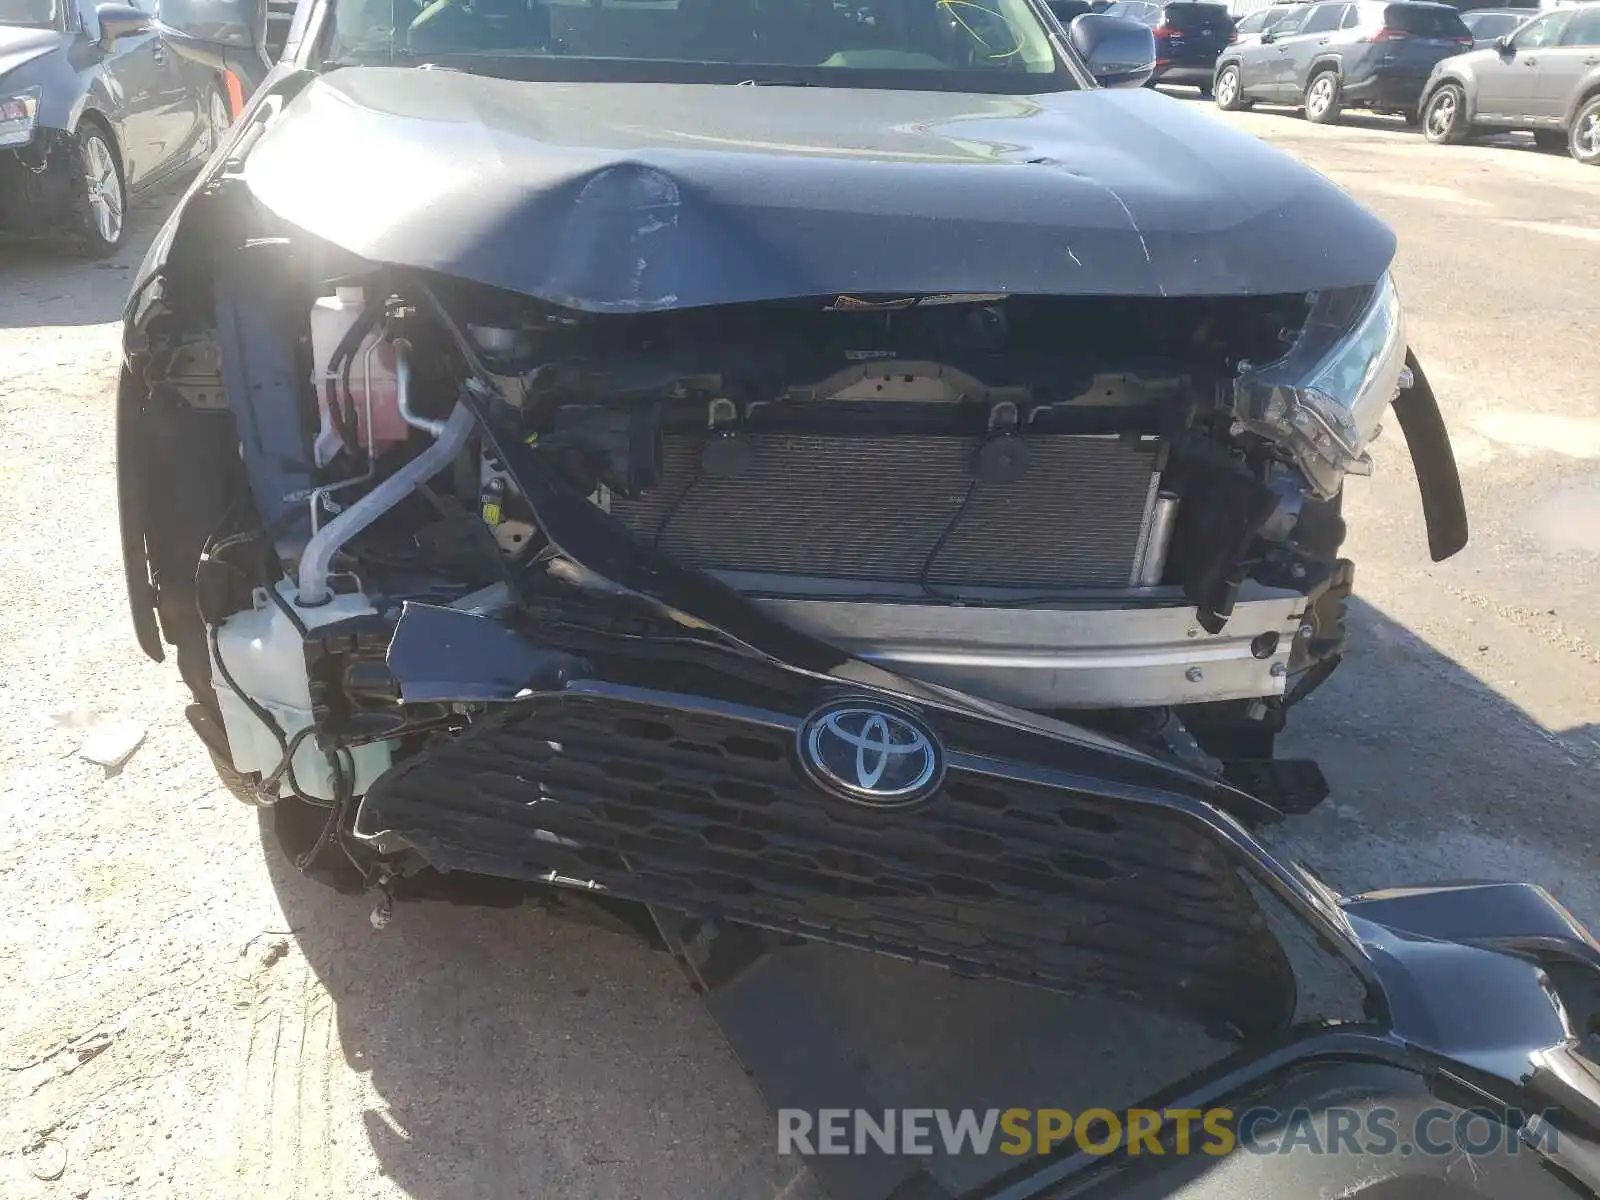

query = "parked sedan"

[1213,0,1472,122]
[1459,5,1536,47]
[1421,1,1600,161]
[0,0,230,254]
[1104,0,1237,92]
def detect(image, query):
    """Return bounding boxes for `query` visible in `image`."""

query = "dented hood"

[242,68,1395,311]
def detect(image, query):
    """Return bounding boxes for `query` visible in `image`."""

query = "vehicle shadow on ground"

[0,194,168,329]
[259,593,1598,1200]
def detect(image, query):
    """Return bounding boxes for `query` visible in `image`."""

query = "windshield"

[332,0,1072,91]
[0,0,61,28]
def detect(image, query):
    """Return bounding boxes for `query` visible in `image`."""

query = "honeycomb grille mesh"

[363,693,1293,1031]
[606,434,1159,588]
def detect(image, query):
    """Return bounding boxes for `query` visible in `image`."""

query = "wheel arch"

[72,105,127,182]
[1564,74,1600,128]
[1305,54,1344,85]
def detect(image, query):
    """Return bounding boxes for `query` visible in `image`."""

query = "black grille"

[361,692,1294,1033]
[606,434,1159,589]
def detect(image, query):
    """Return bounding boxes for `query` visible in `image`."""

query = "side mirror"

[1495,34,1514,52]
[1260,29,1276,43]
[94,2,151,42]
[1069,13,1157,88]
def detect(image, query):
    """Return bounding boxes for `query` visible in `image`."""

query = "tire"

[1422,82,1469,145]
[1533,129,1566,152]
[70,120,125,258]
[1303,70,1342,124]
[1569,97,1600,165]
[1214,63,1246,111]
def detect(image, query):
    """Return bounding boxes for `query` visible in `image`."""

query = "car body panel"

[237,68,1396,311]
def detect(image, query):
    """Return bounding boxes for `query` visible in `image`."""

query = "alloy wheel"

[1216,68,1238,109]
[1427,91,1457,140]
[1576,106,1600,163]
[1307,76,1335,120]
[81,133,122,247]
[205,88,231,157]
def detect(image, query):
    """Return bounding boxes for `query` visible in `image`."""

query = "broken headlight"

[1233,273,1408,499]
[0,88,40,150]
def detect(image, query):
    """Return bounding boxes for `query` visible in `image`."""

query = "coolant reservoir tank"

[210,580,394,801]
[310,287,409,468]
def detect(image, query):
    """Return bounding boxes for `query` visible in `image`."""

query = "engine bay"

[125,203,1358,826]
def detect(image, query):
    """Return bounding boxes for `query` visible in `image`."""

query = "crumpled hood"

[0,25,64,82]
[243,68,1395,311]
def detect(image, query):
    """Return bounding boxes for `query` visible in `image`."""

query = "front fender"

[1564,73,1600,126]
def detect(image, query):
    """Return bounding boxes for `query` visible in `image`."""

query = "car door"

[1533,4,1600,123]
[1476,8,1572,120]
[1247,2,1306,95]
[133,0,210,177]
[1275,1,1344,97]
[78,0,169,187]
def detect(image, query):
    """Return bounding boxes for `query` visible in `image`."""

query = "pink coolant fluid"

[309,287,413,467]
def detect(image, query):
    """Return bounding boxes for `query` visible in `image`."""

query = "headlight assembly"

[1234,272,1410,499]
[0,87,41,150]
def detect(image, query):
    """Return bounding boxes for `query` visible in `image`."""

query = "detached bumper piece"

[358,680,1296,1037]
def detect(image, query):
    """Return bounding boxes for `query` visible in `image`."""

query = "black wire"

[297,746,352,872]
[323,297,382,459]
[918,479,979,598]
[652,456,703,550]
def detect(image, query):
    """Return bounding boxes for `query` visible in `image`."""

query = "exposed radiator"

[607,434,1161,590]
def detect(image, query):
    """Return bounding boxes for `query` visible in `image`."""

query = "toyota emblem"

[797,701,945,807]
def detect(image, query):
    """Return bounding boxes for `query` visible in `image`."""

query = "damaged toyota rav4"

[120,0,1481,1037]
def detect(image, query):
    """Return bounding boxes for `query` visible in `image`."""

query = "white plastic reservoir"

[210,579,394,801]
[310,286,408,468]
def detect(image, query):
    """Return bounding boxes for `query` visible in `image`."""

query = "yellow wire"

[937,0,1024,60]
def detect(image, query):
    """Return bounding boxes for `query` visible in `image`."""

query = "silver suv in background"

[1420,1,1600,162]
[1459,6,1537,48]
[1213,1,1472,124]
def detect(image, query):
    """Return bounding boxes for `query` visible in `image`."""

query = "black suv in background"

[1102,0,1237,93]
[1421,2,1600,163]
[1213,0,1472,122]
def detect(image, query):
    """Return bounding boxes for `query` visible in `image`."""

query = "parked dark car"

[1459,4,1536,47]
[1214,0,1472,121]
[0,0,234,254]
[1104,0,1237,92]
[1231,1,1306,44]
[1421,1,1600,162]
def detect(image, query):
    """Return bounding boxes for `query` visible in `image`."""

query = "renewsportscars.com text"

[777,1106,1558,1158]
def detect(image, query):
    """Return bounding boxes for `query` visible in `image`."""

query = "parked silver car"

[1420,1,1600,162]
[1459,5,1537,48]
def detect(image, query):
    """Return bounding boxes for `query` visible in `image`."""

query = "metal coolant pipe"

[1136,491,1180,586]
[392,338,449,438]
[296,401,477,605]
